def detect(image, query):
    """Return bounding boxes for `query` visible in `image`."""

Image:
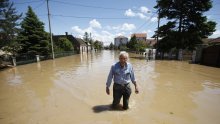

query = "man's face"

[119,55,127,66]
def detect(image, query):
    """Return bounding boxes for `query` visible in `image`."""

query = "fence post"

[192,50,196,63]
[178,49,183,61]
[36,55,40,62]
[12,57,16,66]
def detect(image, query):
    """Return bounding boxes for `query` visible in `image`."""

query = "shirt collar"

[118,62,127,69]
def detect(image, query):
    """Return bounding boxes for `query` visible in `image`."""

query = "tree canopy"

[0,0,22,50]
[154,0,216,52]
[18,6,49,55]
[54,37,73,52]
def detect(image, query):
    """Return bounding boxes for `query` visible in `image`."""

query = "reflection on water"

[0,50,220,124]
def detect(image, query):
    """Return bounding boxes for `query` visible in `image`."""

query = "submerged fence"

[1,51,76,66]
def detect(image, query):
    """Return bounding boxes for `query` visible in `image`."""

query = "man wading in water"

[106,51,139,110]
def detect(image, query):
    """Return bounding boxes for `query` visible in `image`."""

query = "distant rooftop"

[209,37,220,43]
[131,33,147,38]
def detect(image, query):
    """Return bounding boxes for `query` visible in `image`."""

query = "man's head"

[119,51,129,67]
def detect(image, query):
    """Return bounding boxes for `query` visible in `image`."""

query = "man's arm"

[132,81,139,94]
[130,67,139,94]
[106,65,114,95]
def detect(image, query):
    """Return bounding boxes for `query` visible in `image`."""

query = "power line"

[51,14,137,20]
[135,13,157,32]
[50,0,156,13]
[14,0,43,4]
[33,1,46,10]
[50,0,131,11]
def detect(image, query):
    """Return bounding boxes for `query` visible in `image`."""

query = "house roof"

[75,38,87,46]
[146,39,157,46]
[131,33,147,38]
[209,37,220,44]
[202,38,214,44]
[52,35,87,46]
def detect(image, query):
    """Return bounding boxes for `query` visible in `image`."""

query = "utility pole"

[156,9,161,59]
[156,9,160,45]
[46,0,55,59]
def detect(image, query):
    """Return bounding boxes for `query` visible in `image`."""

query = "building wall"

[201,45,220,67]
[136,37,146,42]
[114,38,128,47]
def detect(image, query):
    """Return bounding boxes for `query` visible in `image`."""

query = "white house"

[114,36,128,47]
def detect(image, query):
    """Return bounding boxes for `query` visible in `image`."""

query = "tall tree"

[154,0,216,50]
[18,6,49,55]
[0,0,22,49]
[127,35,137,50]
[109,42,114,50]
[83,32,89,42]
[94,40,103,50]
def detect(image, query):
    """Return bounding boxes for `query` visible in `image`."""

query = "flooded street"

[0,50,220,124]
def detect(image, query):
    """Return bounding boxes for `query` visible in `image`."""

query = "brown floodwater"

[0,50,220,124]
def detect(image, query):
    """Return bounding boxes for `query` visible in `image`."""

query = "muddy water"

[0,50,220,124]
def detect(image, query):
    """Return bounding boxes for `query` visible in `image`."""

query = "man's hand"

[135,86,139,94]
[106,87,110,95]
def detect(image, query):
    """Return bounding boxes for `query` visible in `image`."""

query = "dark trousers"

[112,83,131,110]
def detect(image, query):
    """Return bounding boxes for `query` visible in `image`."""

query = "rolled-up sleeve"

[130,67,136,83]
[106,65,114,88]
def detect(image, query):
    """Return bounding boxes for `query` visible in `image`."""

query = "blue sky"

[13,0,220,45]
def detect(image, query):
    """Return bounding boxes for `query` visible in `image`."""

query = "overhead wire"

[135,12,158,32]
[51,14,136,20]
[33,0,46,10]
[50,0,137,12]
[14,0,43,4]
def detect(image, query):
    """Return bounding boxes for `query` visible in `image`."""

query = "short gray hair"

[119,51,129,58]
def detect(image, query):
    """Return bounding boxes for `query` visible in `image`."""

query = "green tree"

[135,40,147,52]
[88,32,94,50]
[55,37,73,52]
[94,40,103,50]
[0,0,22,51]
[17,6,49,55]
[83,32,89,42]
[154,0,216,51]
[119,44,128,51]
[153,21,176,52]
[127,35,137,50]
[109,42,114,50]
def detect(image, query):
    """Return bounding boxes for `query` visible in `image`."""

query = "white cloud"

[140,6,150,14]
[71,20,137,45]
[151,17,158,22]
[213,30,220,35]
[121,23,136,31]
[89,19,102,29]
[71,26,84,34]
[72,26,95,38]
[209,30,220,38]
[124,9,136,17]
[72,24,115,45]
[137,13,147,19]
[93,31,115,45]
[147,29,152,33]
[101,30,111,35]
[107,23,136,32]
[105,25,112,30]
[124,7,154,21]
[143,29,152,33]
[116,32,126,36]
